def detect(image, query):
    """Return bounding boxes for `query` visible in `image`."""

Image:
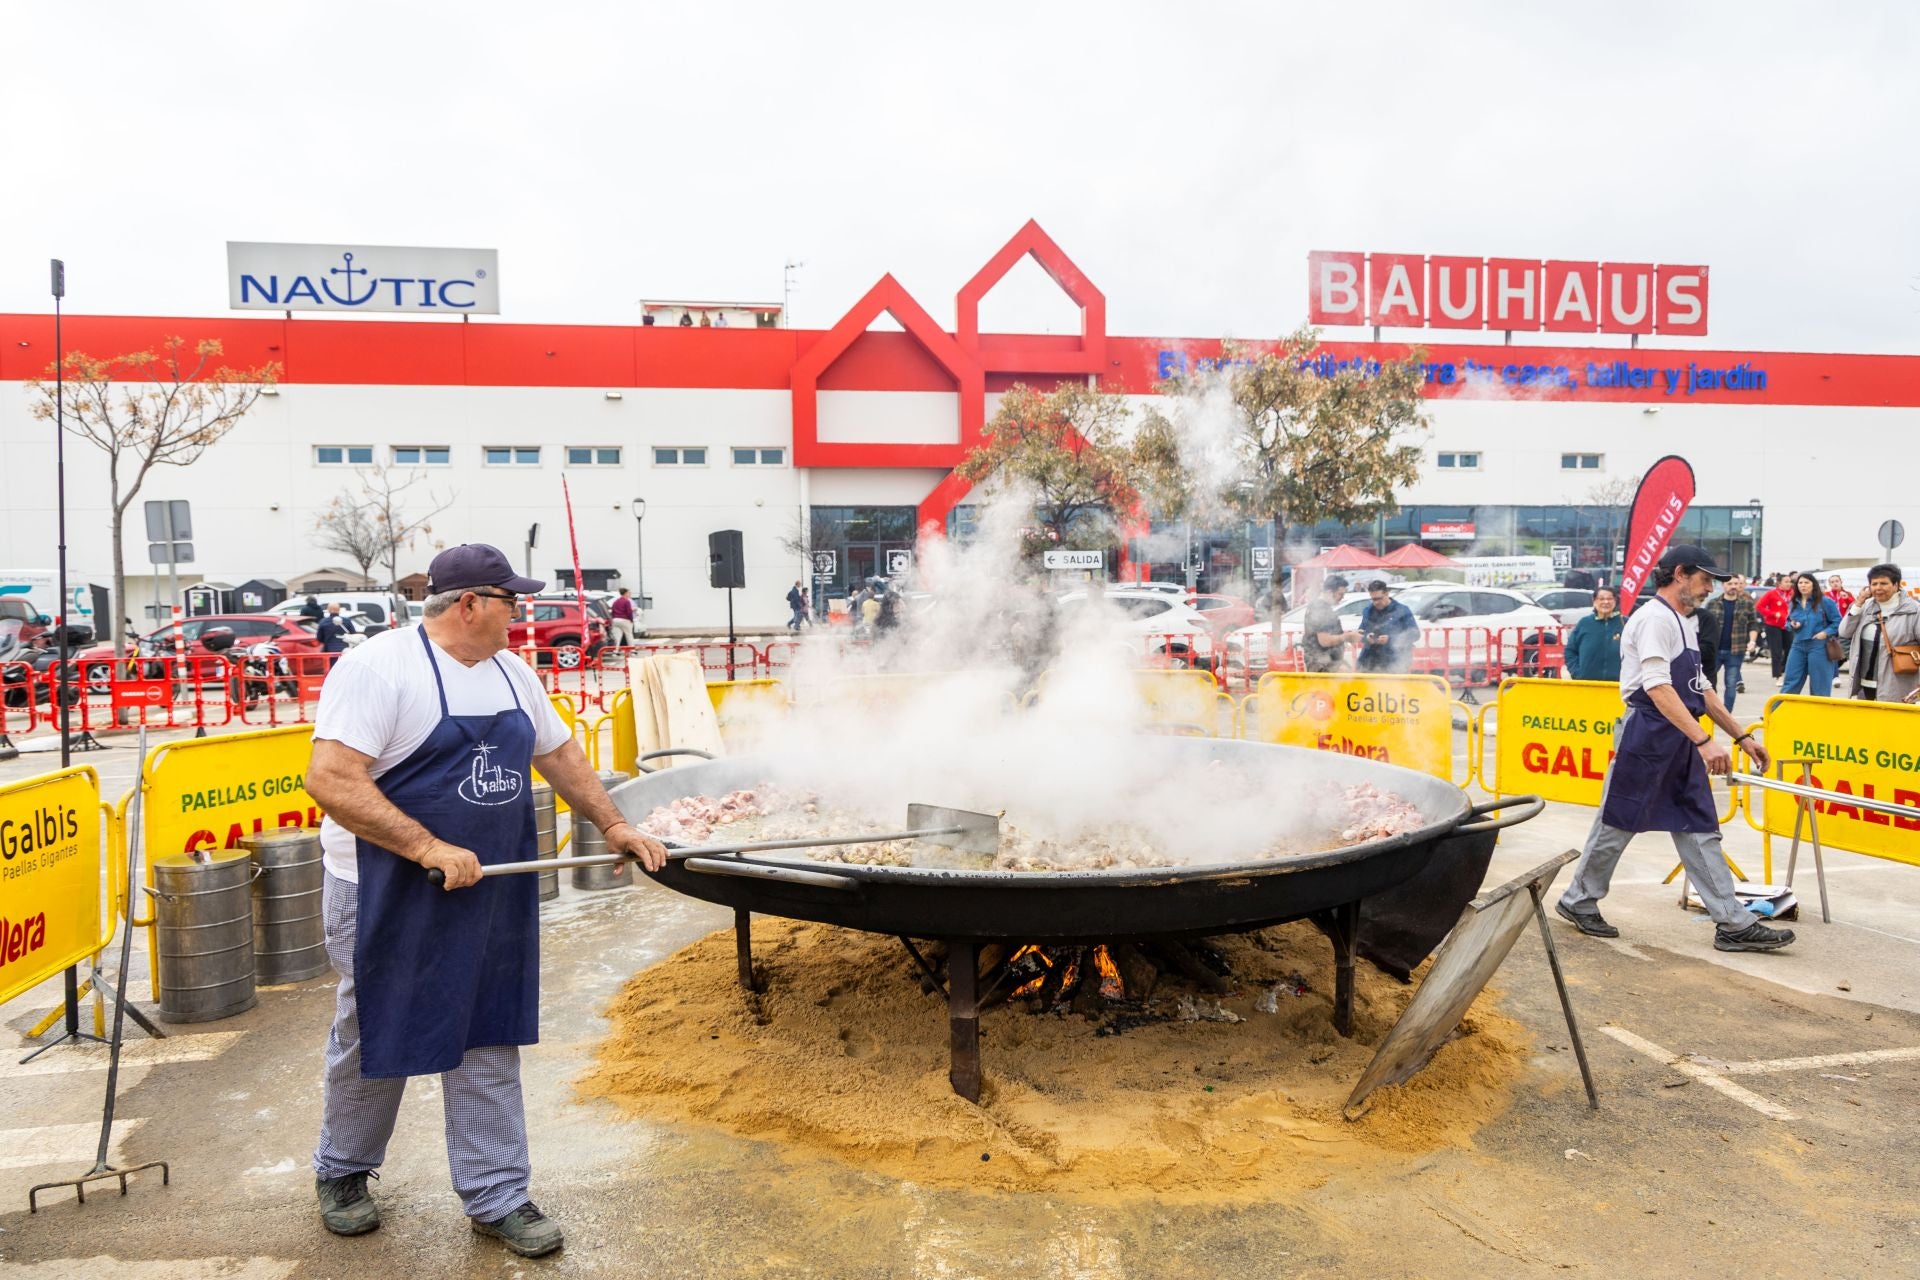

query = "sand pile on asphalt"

[579,919,1527,1200]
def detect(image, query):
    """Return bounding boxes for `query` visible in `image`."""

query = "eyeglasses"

[469,590,519,604]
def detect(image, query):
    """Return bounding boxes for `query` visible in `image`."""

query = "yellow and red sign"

[1493,677,1624,806]
[0,767,106,1008]
[1248,672,1453,779]
[144,725,320,858]
[1758,695,1920,865]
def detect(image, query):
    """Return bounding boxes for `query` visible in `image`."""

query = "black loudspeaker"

[708,529,745,589]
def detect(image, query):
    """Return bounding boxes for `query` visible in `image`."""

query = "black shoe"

[316,1170,380,1236]
[1715,921,1795,952]
[473,1202,565,1258]
[1555,900,1620,939]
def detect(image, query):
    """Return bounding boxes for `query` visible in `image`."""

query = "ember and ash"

[637,777,1425,872]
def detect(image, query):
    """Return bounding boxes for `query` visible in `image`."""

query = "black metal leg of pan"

[947,940,981,1103]
[1312,900,1363,1037]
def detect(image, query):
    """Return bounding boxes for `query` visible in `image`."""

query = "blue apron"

[1599,597,1718,835]
[352,628,540,1078]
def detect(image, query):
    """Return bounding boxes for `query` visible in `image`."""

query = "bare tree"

[357,466,456,589]
[311,493,384,581]
[1579,472,1643,576]
[25,337,279,653]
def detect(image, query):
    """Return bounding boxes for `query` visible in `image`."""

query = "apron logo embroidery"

[1688,671,1712,695]
[458,741,525,806]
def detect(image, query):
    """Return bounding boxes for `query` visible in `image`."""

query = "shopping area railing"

[0,624,1569,744]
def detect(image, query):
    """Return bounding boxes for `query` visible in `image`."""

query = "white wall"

[1410,400,1920,569]
[5,376,1915,634]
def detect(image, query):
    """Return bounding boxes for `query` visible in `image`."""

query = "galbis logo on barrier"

[228,241,501,314]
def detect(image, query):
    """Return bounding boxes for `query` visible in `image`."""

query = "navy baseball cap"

[1657,543,1731,580]
[427,544,545,595]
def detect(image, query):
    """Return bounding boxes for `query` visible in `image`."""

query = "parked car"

[1226,584,1561,681]
[511,593,609,669]
[76,614,325,690]
[1527,586,1597,627]
[269,592,411,629]
[1187,593,1257,639]
[1055,589,1217,668]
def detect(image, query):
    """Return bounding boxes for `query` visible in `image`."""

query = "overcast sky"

[4,1,1916,353]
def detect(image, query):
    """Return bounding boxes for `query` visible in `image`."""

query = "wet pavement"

[3,728,1919,1278]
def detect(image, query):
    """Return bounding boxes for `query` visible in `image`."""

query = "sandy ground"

[2,725,1918,1277]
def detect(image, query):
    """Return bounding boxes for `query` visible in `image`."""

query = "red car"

[1188,593,1257,639]
[76,614,325,689]
[508,594,609,669]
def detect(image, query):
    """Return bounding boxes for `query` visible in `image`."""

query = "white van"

[270,592,412,629]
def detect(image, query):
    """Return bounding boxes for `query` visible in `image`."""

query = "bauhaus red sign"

[1309,252,1708,336]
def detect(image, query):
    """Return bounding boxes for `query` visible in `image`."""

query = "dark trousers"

[1766,625,1788,678]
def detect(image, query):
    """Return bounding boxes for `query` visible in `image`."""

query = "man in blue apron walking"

[1556,544,1796,954]
[303,544,667,1258]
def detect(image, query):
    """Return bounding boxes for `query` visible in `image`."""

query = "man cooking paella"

[302,544,667,1258]
[1556,544,1796,954]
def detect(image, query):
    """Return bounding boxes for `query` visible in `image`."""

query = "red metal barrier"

[0,660,42,740]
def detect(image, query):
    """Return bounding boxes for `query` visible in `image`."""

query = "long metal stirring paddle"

[425,803,999,886]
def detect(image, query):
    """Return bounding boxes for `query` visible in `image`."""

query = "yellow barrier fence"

[1241,672,1453,780]
[1487,677,1623,805]
[1755,695,1920,870]
[705,679,790,752]
[0,766,108,1010]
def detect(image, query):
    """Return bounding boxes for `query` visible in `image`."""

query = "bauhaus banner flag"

[1616,455,1697,615]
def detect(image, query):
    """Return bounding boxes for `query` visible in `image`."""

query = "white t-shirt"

[313,627,572,881]
[1619,598,1697,699]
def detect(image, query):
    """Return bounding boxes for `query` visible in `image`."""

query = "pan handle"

[1455,794,1545,836]
[635,748,717,774]
[681,857,859,892]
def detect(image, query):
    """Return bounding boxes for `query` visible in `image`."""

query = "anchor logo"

[457,740,524,806]
[320,251,379,307]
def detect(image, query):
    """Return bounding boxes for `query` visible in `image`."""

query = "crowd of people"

[1565,565,1918,705]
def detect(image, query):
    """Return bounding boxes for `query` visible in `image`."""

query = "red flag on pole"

[561,476,588,641]
[1616,455,1696,615]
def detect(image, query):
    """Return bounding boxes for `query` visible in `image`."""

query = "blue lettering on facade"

[1153,350,1770,397]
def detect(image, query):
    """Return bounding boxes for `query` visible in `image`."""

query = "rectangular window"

[484,446,542,466]
[566,446,623,466]
[1436,451,1480,470]
[653,446,707,466]
[314,445,374,466]
[1561,453,1603,470]
[731,447,786,467]
[392,446,451,466]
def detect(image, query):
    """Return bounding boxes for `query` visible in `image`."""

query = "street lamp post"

[631,497,647,627]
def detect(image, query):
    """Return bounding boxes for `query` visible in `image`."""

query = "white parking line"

[0,1119,145,1169]
[2,1031,247,1079]
[1601,1026,1800,1121]
[1718,1046,1920,1076]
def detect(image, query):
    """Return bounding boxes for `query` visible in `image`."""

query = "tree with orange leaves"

[26,337,280,653]
[956,380,1146,558]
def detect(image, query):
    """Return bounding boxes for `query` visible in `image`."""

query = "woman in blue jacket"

[1781,572,1842,697]
[1563,586,1625,682]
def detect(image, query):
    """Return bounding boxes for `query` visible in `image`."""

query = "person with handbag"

[1840,563,1920,703]
[1781,572,1843,697]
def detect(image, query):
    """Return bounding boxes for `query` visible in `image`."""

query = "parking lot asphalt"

[3,725,1917,1278]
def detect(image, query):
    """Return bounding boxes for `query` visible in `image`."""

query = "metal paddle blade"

[906,804,1000,856]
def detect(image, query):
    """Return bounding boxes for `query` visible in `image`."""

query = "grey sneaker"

[316,1170,380,1236]
[473,1201,565,1258]
[1715,920,1795,952]
[1555,900,1620,939]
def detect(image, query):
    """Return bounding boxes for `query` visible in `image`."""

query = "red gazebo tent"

[1379,543,1460,570]
[1288,545,1386,605]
